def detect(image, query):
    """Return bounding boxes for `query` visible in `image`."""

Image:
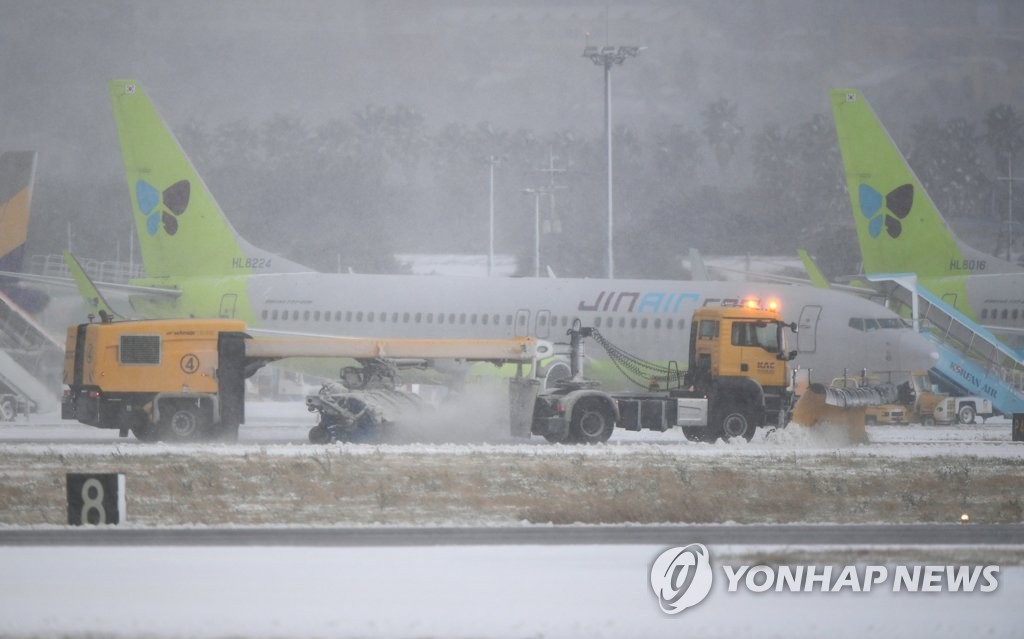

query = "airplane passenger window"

[654,318,661,329]
[1002,309,1009,320]
[619,318,625,328]
[630,318,638,328]
[303,310,310,321]
[356,312,363,322]
[460,313,467,324]
[641,318,648,328]
[481,314,488,325]
[313,311,320,321]
[449,313,456,324]
[346,312,353,322]
[333,311,341,321]
[678,320,686,331]
[261,310,268,320]
[1013,310,1019,320]
[271,310,278,320]
[415,313,422,323]
[595,317,602,328]
[403,313,410,323]
[981,309,988,320]
[379,312,386,323]
[471,314,477,324]
[424,313,431,323]
[666,318,673,329]
[438,314,445,324]
[506,315,514,326]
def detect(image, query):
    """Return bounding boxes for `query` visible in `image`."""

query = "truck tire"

[158,404,209,441]
[308,423,330,444]
[569,398,614,444]
[717,406,755,442]
[0,398,14,422]
[957,403,976,425]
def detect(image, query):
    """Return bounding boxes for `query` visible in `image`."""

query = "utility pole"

[997,151,1022,262]
[583,41,642,279]
[536,147,566,235]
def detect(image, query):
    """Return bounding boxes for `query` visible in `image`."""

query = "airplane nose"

[898,330,940,372]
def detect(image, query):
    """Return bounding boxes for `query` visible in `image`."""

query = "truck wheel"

[718,407,755,442]
[308,423,330,444]
[957,403,976,425]
[570,398,614,444]
[159,404,208,441]
[0,398,14,422]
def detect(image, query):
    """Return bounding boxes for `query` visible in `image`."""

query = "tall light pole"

[583,43,642,279]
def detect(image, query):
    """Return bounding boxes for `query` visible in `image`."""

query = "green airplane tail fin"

[831,88,968,278]
[110,80,307,279]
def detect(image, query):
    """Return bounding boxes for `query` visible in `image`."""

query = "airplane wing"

[703,263,878,296]
[62,251,125,319]
[0,269,182,299]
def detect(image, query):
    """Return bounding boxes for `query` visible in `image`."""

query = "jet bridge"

[868,275,1024,416]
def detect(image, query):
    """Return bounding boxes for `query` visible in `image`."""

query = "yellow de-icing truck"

[62,317,551,442]
[63,318,246,441]
[62,304,878,445]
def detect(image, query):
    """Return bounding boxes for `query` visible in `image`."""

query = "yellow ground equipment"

[62,317,549,442]
[829,375,906,425]
[529,302,800,443]
[789,381,899,443]
[900,371,994,425]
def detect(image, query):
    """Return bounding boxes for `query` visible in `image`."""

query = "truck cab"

[688,304,794,392]
[685,304,797,437]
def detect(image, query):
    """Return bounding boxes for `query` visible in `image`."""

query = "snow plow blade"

[790,382,898,443]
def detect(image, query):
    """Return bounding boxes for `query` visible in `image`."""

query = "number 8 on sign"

[66,473,126,525]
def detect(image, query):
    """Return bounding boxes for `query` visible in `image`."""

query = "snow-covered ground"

[1,543,1020,638]
[2,400,1019,449]
[2,402,1022,637]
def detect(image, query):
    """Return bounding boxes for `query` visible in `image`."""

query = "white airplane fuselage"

[133,272,939,389]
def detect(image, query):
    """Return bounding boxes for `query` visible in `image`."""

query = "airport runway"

[2,524,1022,547]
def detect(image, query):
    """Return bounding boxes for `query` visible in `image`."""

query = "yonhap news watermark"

[650,544,1000,615]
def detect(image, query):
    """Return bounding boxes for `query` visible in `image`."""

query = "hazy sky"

[2,1,1022,181]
